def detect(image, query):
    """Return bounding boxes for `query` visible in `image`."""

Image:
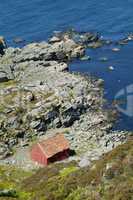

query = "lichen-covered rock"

[0,143,11,159]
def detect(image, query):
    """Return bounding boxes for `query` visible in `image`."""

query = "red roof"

[37,134,69,158]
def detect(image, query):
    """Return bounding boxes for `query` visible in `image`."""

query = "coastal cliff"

[0,30,132,199]
[0,31,131,165]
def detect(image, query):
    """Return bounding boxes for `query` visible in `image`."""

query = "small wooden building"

[31,134,70,166]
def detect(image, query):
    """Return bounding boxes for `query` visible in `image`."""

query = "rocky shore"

[0,30,132,168]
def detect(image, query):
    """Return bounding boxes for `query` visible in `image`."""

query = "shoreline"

[0,30,132,169]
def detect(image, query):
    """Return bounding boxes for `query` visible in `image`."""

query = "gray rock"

[30,120,41,129]
[0,71,9,82]
[0,143,10,159]
[0,36,7,55]
[53,118,61,128]
[79,156,91,167]
[13,37,25,44]
[49,36,61,43]
[80,55,91,61]
[8,138,18,148]
[0,189,17,197]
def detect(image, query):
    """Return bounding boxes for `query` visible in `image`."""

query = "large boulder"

[0,71,9,82]
[0,36,7,55]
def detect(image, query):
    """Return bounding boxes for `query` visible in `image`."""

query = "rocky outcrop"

[0,31,131,162]
[0,36,7,55]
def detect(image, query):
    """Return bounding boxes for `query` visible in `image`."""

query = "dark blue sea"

[0,0,133,130]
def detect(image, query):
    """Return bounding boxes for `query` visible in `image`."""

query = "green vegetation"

[0,80,17,89]
[0,165,32,200]
[0,139,132,200]
[60,166,78,177]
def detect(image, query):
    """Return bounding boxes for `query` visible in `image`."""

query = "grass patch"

[60,166,78,177]
[0,139,132,199]
[22,139,133,200]
[0,80,17,88]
